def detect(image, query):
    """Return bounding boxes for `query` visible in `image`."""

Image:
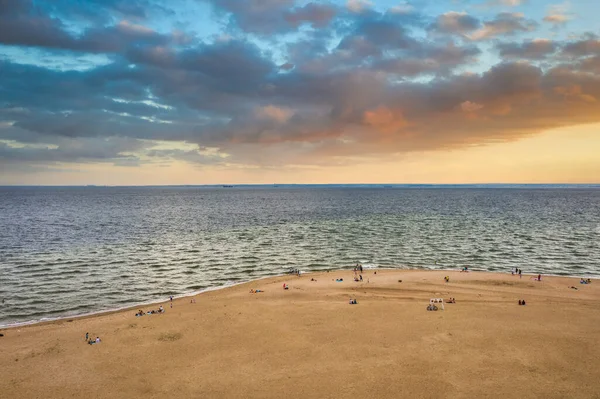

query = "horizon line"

[2,183,600,188]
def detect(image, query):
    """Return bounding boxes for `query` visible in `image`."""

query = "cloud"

[347,0,373,14]
[2,0,600,173]
[543,2,573,26]
[284,3,337,29]
[255,105,295,123]
[204,0,337,35]
[496,39,557,59]
[470,12,537,40]
[373,42,481,77]
[428,12,481,36]
[544,14,569,24]
[561,38,600,57]
[460,101,484,112]
[0,0,178,53]
[496,0,526,5]
[483,0,527,6]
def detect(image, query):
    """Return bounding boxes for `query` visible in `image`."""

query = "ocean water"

[1,186,599,327]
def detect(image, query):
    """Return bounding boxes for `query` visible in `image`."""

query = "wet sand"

[1,270,599,399]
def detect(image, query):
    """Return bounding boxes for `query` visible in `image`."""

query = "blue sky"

[1,0,600,184]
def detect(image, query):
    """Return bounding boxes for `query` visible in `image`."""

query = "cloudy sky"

[1,0,599,185]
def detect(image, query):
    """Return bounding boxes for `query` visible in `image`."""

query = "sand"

[1,270,599,399]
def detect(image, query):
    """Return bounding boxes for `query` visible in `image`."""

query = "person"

[159,305,164,313]
[519,269,522,279]
[537,274,541,281]
[359,274,363,282]
[522,300,526,305]
[518,300,522,305]
[85,332,89,341]
[444,276,449,283]
[96,337,101,343]
[283,283,289,290]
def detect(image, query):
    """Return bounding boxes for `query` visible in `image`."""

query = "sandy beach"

[1,269,599,399]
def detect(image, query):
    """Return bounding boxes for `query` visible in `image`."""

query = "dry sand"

[1,270,599,399]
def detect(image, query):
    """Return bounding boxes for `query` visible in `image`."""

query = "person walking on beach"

[519,269,522,279]
[85,332,89,341]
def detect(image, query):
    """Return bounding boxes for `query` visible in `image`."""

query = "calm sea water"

[1,186,599,326]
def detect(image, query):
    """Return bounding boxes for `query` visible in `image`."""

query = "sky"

[1,0,600,185]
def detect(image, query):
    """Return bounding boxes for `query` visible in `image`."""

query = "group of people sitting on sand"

[460,266,469,272]
[354,275,363,282]
[86,334,101,345]
[349,298,358,304]
[249,289,263,293]
[283,283,289,290]
[518,300,526,306]
[135,305,164,316]
[427,304,439,311]
[447,297,456,303]
[580,278,592,284]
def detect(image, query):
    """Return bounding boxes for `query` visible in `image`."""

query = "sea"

[1,185,599,327]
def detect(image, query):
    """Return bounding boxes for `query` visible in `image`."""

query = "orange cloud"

[362,106,407,133]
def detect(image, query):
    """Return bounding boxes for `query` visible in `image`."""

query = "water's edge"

[0,266,590,330]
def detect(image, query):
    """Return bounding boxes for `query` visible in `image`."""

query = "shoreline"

[0,271,294,330]
[1,268,594,330]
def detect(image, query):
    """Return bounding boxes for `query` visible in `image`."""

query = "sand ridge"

[1,269,599,399]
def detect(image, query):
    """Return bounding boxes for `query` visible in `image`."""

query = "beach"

[1,269,599,399]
